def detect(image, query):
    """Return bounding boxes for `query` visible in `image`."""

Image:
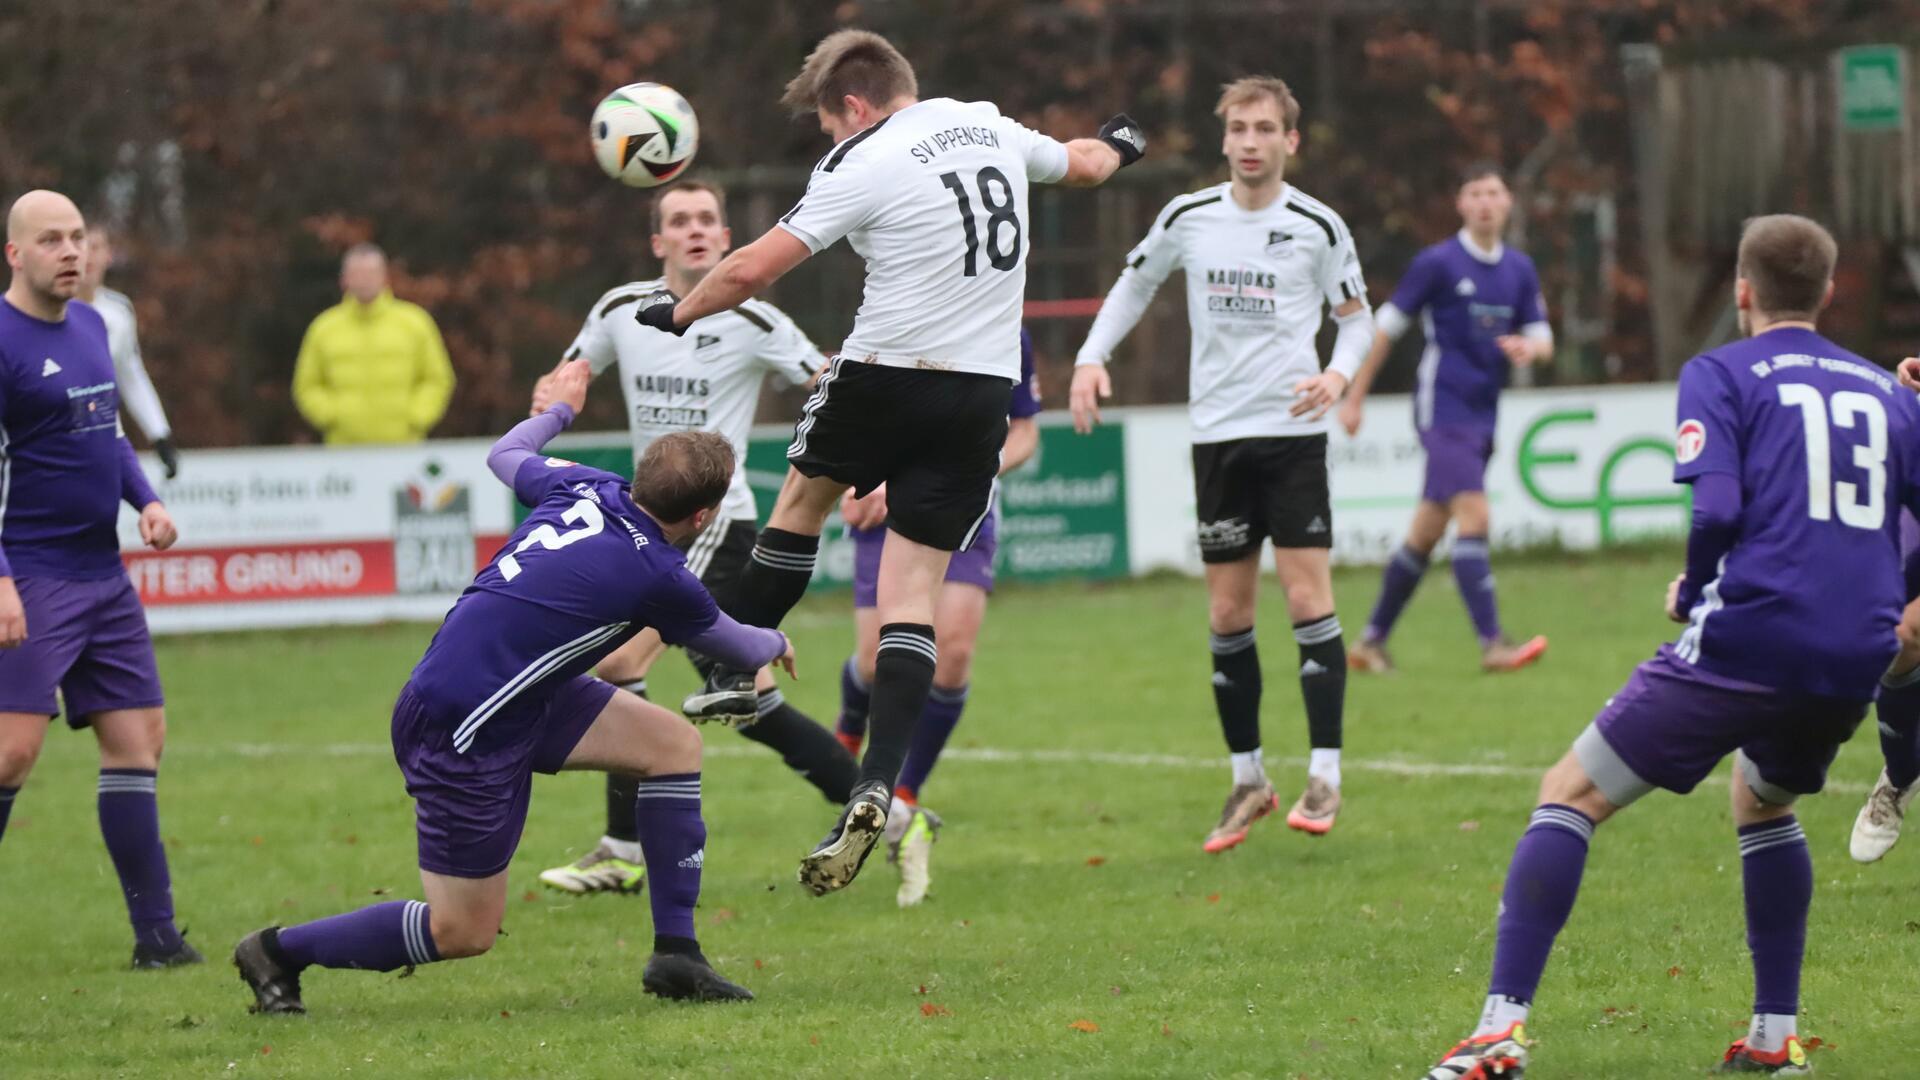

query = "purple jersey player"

[1341,164,1554,675]
[234,361,790,1014]
[0,191,194,969]
[833,328,1043,906]
[1424,216,1920,1079]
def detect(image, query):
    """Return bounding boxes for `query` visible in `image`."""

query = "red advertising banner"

[123,536,514,607]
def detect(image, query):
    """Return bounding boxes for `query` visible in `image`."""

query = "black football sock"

[604,773,642,843]
[717,528,818,631]
[736,689,859,804]
[1209,627,1262,754]
[1294,614,1347,749]
[860,623,937,790]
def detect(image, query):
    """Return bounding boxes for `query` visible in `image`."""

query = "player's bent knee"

[934,642,975,686]
[428,909,499,959]
[1729,752,1799,824]
[92,709,167,769]
[1539,745,1621,824]
[0,736,42,786]
[656,716,703,775]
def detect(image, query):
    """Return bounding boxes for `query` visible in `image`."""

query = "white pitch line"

[173,741,1874,796]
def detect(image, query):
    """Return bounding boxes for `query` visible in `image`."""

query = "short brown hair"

[1215,76,1302,131]
[650,180,728,235]
[780,30,918,117]
[630,431,735,523]
[1737,214,1837,321]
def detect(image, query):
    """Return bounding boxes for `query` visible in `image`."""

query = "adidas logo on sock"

[677,848,704,870]
[1300,659,1328,677]
[1211,671,1233,688]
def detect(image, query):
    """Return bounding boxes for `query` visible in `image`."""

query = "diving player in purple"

[833,328,1043,906]
[0,191,195,969]
[1423,215,1920,1079]
[1339,164,1552,675]
[233,360,789,1014]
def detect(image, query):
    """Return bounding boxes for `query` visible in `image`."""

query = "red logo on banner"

[124,541,395,606]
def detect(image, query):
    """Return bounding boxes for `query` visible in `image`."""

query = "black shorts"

[675,519,757,592]
[786,358,1010,552]
[1192,435,1332,562]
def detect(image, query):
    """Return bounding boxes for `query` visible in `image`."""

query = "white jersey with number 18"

[777,97,1070,383]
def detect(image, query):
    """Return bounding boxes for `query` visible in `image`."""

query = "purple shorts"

[1419,425,1495,505]
[391,674,616,879]
[850,509,999,609]
[0,574,164,726]
[1574,647,1867,806]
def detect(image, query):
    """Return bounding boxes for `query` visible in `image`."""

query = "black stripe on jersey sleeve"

[822,114,892,173]
[1339,281,1355,301]
[564,345,583,361]
[598,294,646,320]
[780,201,804,224]
[1162,193,1223,230]
[1285,200,1341,247]
[734,303,776,334]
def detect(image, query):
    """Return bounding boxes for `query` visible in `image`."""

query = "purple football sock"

[1451,536,1503,645]
[1876,679,1920,790]
[97,769,181,951]
[634,772,704,943]
[1739,816,1810,1017]
[277,899,440,972]
[0,784,17,843]
[837,658,871,741]
[896,683,968,800]
[1487,803,1595,1004]
[1365,544,1428,643]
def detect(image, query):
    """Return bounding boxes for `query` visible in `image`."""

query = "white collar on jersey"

[1456,228,1505,265]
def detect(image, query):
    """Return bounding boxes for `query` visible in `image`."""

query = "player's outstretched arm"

[487,360,590,486]
[643,230,813,334]
[684,615,792,680]
[1058,115,1147,188]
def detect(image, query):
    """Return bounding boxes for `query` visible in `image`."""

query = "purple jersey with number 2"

[1671,326,1920,700]
[408,456,720,755]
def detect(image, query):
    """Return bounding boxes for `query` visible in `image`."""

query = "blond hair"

[1215,76,1302,131]
[779,29,918,116]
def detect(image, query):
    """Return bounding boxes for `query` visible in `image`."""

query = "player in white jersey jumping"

[1072,76,1373,850]
[76,223,179,478]
[633,29,1144,894]
[529,180,863,895]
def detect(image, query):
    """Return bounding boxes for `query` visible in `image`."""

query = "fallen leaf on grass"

[753,959,764,970]
[251,836,264,846]
[1068,1019,1100,1033]
[1108,985,1124,996]
[1666,966,1684,978]
[1086,856,1107,867]
[916,984,929,996]
[499,1010,511,1019]
[1161,1024,1174,1037]
[344,834,357,845]
[1206,893,1221,904]
[809,1035,821,1046]
[260,1046,271,1056]
[712,907,737,923]
[1804,1037,1830,1051]
[370,887,391,896]
[920,1003,952,1018]
[522,890,539,903]
[1458,820,1480,832]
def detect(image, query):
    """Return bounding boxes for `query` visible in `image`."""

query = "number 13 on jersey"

[1777,383,1887,529]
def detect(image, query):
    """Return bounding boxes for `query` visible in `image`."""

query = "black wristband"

[633,290,687,337]
[1097,113,1146,168]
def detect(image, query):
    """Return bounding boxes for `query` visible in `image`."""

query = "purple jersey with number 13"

[1671,326,1920,700]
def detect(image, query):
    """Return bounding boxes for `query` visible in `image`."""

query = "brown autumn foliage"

[0,0,1906,446]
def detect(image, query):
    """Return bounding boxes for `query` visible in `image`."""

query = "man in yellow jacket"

[293,244,454,443]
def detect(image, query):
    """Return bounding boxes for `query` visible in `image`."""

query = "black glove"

[154,437,181,480]
[633,288,688,337]
[1098,114,1147,168]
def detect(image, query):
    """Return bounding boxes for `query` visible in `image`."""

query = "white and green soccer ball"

[590,82,699,188]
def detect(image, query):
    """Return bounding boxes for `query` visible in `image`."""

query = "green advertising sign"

[1839,45,1906,132]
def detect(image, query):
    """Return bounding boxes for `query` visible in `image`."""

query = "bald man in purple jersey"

[234,361,787,1014]
[1423,216,1920,1079]
[0,191,193,969]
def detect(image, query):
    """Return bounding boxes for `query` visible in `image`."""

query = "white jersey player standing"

[1072,76,1374,851]
[529,181,863,896]
[635,28,1144,895]
[77,223,179,478]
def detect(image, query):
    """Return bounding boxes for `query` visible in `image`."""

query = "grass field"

[4,548,1919,1078]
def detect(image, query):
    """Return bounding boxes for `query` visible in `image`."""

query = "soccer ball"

[590,83,699,188]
